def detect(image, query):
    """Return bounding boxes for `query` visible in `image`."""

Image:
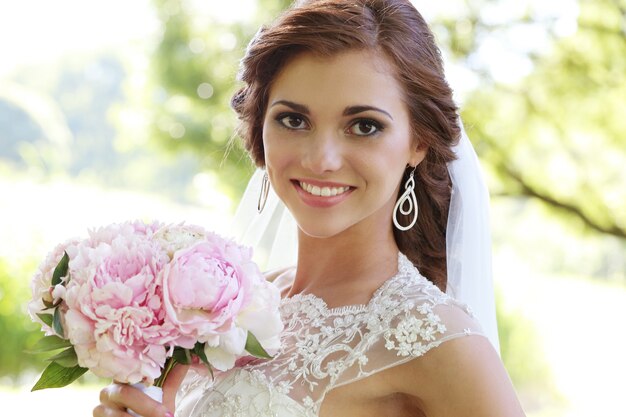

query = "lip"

[291,179,354,208]
[293,178,352,188]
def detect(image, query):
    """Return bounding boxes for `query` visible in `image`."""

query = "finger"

[93,403,132,417]
[162,363,190,411]
[100,384,124,407]
[100,383,171,417]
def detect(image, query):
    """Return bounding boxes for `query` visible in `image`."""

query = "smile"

[299,181,351,197]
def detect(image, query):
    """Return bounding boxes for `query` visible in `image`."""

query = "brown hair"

[231,0,460,290]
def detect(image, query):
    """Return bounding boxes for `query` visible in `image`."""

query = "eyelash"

[275,112,309,130]
[274,112,385,137]
[348,118,385,136]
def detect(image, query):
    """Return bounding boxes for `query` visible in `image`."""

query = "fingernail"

[165,412,174,417]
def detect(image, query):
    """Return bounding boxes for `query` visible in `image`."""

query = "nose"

[300,130,343,175]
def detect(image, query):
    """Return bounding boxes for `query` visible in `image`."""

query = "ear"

[408,141,428,167]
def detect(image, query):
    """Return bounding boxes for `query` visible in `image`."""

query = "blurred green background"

[0,0,624,416]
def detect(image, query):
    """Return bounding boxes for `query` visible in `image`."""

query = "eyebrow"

[270,100,394,120]
[270,100,310,114]
[343,105,393,121]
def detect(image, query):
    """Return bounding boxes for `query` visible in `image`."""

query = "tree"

[440,0,626,239]
[142,0,293,198]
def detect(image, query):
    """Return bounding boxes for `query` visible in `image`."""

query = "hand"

[93,364,189,417]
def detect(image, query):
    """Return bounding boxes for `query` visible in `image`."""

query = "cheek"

[364,144,411,191]
[262,125,293,181]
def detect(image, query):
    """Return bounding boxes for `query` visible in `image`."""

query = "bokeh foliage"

[142,0,293,197]
[496,289,562,408]
[446,0,626,239]
[0,258,45,381]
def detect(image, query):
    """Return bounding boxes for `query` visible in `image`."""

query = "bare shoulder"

[390,335,526,416]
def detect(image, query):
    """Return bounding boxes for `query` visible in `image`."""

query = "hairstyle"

[231,0,460,290]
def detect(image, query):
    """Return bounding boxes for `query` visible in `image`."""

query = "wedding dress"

[175,252,486,417]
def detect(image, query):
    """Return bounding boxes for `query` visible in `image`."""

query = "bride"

[94,0,525,415]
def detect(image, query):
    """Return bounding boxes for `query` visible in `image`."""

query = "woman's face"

[262,49,425,238]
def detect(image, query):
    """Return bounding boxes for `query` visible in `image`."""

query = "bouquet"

[28,221,283,395]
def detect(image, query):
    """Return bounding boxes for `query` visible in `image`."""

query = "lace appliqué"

[385,310,447,356]
[176,253,483,417]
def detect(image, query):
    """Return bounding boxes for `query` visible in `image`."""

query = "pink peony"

[130,220,164,236]
[63,230,174,384]
[161,234,266,370]
[204,278,283,371]
[30,220,284,388]
[82,220,163,248]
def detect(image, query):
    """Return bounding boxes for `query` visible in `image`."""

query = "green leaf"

[36,313,54,327]
[192,342,214,379]
[245,331,272,359]
[31,362,88,391]
[172,347,192,364]
[53,308,64,337]
[46,347,78,367]
[42,299,55,309]
[28,335,72,353]
[51,252,69,286]
[192,342,209,365]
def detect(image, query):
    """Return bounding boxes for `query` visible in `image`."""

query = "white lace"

[176,253,486,417]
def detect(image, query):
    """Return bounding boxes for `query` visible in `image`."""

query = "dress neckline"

[280,252,414,316]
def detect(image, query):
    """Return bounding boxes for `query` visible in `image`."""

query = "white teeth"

[299,181,350,197]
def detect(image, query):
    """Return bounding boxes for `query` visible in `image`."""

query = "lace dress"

[175,252,486,417]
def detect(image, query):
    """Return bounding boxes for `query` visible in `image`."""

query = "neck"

[288,221,400,304]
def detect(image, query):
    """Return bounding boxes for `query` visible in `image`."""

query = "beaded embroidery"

[176,253,483,417]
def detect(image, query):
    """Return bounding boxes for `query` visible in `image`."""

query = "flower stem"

[154,356,176,388]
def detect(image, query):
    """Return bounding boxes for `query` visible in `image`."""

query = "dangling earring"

[393,166,418,231]
[257,171,270,213]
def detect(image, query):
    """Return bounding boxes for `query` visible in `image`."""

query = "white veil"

[445,123,500,353]
[230,122,500,353]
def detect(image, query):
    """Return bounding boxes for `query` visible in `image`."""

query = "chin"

[297,224,341,239]
[295,217,359,240]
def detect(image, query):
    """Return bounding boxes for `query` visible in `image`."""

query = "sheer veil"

[229,121,500,353]
[445,122,499,353]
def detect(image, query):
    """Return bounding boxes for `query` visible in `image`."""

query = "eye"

[347,119,384,136]
[276,113,309,130]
